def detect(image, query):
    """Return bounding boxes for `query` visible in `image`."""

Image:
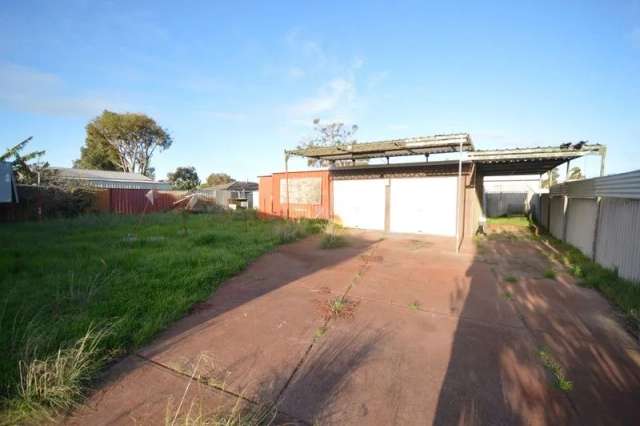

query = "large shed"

[259,133,604,248]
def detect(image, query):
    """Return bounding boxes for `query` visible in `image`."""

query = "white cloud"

[288,77,357,121]
[0,62,126,117]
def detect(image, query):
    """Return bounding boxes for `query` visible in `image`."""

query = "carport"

[266,134,606,251]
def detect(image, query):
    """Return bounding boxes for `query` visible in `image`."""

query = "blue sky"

[1,0,639,181]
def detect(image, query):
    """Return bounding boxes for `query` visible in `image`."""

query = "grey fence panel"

[549,196,565,240]
[539,194,550,229]
[565,198,598,258]
[595,198,640,282]
[485,192,527,217]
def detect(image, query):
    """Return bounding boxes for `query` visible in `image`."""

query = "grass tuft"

[320,297,359,320]
[504,275,518,284]
[543,269,556,280]
[408,301,421,311]
[538,348,573,391]
[502,291,513,300]
[3,325,110,424]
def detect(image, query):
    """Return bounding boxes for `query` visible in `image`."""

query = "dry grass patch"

[319,297,359,321]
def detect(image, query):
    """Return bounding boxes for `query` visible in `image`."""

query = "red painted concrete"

[65,231,640,425]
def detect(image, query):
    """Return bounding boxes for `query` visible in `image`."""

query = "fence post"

[591,197,602,261]
[562,195,569,242]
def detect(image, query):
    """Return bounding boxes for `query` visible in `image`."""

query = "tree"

[567,166,585,181]
[167,166,200,190]
[297,118,359,167]
[75,110,172,177]
[1,137,49,184]
[204,173,235,187]
[541,168,560,188]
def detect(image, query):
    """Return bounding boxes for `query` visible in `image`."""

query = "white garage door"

[390,177,457,236]
[333,179,386,230]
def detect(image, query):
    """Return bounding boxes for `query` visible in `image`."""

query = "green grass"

[538,348,573,391]
[502,291,513,300]
[0,212,321,421]
[504,275,518,284]
[408,301,421,311]
[538,233,640,333]
[543,269,556,279]
[486,215,530,227]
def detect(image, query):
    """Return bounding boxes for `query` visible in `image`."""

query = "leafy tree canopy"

[1,137,49,184]
[204,173,235,187]
[75,110,172,177]
[167,166,200,190]
[541,168,560,188]
[568,166,585,181]
[297,118,360,167]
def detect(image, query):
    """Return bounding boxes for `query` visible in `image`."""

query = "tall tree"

[1,137,49,184]
[167,166,200,190]
[204,173,235,187]
[541,168,560,188]
[567,166,585,181]
[75,111,172,176]
[296,118,359,167]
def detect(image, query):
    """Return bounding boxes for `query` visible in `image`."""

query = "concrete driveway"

[67,230,640,425]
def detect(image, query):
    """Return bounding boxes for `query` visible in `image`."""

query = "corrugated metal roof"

[286,133,473,161]
[51,167,153,182]
[469,144,603,161]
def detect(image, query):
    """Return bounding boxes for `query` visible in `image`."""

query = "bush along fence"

[0,186,187,221]
[534,169,640,283]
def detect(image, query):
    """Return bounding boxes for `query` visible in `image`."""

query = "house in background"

[50,167,171,190]
[194,181,259,209]
[1,161,18,203]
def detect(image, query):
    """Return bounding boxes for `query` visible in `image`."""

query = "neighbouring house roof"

[210,181,258,192]
[50,167,172,190]
[286,133,473,161]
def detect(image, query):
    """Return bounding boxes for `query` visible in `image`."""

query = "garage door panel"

[333,179,385,230]
[390,177,457,236]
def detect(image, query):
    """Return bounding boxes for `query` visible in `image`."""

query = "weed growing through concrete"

[538,348,573,391]
[165,354,276,426]
[315,326,328,338]
[409,301,421,311]
[504,275,518,284]
[320,222,348,249]
[502,291,513,300]
[320,297,359,320]
[543,269,556,280]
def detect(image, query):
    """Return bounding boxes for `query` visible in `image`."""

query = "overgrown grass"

[486,215,530,227]
[319,222,348,249]
[538,348,573,391]
[538,233,640,333]
[0,212,319,422]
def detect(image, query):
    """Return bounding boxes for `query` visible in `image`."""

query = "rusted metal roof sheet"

[286,133,473,161]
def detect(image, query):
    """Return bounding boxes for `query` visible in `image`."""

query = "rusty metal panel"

[565,198,598,258]
[549,196,565,240]
[259,170,330,219]
[595,198,640,282]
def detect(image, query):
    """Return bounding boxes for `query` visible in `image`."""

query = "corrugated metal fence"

[1,187,186,221]
[538,169,640,282]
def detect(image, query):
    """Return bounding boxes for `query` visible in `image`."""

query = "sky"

[1,0,639,182]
